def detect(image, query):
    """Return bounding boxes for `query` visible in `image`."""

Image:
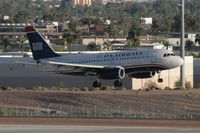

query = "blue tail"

[25,26,60,61]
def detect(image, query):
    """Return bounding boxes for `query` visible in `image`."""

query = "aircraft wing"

[48,61,106,69]
[48,61,124,77]
[17,60,123,76]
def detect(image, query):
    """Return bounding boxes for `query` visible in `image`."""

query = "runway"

[0,125,200,133]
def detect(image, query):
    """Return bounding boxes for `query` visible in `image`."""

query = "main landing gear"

[114,80,123,87]
[92,79,123,88]
[157,71,163,83]
[93,79,101,88]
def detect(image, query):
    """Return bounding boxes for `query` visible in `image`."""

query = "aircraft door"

[151,52,157,63]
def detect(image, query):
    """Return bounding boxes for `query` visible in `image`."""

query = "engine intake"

[99,67,125,80]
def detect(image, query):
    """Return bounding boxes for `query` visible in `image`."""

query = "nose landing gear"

[114,79,123,87]
[157,71,163,83]
[158,78,163,83]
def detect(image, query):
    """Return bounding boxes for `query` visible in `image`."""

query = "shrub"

[0,86,8,91]
[174,80,192,89]
[71,87,79,91]
[81,87,89,91]
[100,87,108,90]
[144,80,159,90]
[164,87,172,90]
[194,83,200,89]
[58,82,65,88]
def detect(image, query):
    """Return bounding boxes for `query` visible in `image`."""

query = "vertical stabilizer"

[25,26,60,61]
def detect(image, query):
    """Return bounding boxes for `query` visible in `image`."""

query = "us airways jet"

[24,26,183,87]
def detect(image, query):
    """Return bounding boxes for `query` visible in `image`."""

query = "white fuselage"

[42,49,183,73]
[25,26,184,86]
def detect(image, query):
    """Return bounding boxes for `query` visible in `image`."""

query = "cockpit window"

[163,53,175,57]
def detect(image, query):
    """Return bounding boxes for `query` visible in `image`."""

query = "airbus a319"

[24,26,183,88]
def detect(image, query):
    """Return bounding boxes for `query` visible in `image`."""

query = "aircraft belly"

[125,65,166,74]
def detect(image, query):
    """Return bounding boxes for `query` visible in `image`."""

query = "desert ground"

[0,89,200,130]
[0,89,200,118]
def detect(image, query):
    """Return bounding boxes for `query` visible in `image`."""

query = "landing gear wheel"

[93,80,101,88]
[114,80,123,87]
[157,71,163,83]
[158,78,163,83]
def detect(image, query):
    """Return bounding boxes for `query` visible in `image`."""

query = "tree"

[109,24,122,42]
[127,39,140,49]
[87,42,98,51]
[2,0,200,35]
[163,41,173,50]
[62,29,74,50]
[152,16,174,34]
[80,17,98,35]
[173,14,181,32]
[185,40,194,51]
[74,30,81,44]
[16,36,27,54]
[0,36,10,52]
[13,9,31,23]
[103,40,112,51]
[128,20,144,40]
[195,34,200,45]
[60,0,72,9]
[127,26,142,49]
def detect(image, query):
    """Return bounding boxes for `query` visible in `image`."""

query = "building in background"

[74,0,92,6]
[141,17,152,25]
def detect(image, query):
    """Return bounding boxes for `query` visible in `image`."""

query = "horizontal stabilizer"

[15,61,41,65]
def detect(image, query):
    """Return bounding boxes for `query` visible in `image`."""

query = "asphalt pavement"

[0,125,199,133]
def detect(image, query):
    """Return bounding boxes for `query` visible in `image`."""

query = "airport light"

[180,0,185,89]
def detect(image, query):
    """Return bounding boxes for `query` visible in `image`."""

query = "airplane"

[24,26,183,88]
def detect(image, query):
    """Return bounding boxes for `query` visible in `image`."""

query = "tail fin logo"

[32,42,43,51]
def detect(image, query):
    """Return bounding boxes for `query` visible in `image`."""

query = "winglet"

[24,26,36,32]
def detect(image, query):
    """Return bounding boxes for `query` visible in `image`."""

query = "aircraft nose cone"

[170,56,184,68]
[177,57,184,66]
[166,56,184,69]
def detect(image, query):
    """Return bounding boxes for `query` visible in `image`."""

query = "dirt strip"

[0,118,200,128]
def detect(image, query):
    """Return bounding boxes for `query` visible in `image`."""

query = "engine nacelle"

[99,67,125,80]
[129,71,156,79]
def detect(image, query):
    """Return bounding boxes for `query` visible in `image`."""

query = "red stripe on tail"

[24,26,36,32]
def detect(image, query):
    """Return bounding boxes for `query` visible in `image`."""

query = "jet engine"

[129,71,156,79]
[98,67,125,80]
